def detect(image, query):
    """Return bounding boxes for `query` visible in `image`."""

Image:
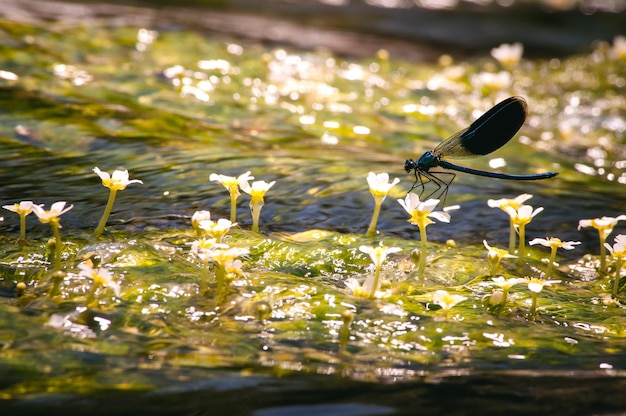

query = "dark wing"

[459,96,527,156]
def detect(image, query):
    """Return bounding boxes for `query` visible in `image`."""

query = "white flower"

[210,171,254,194]
[32,201,73,225]
[366,172,400,199]
[529,237,581,250]
[344,277,389,298]
[491,276,526,291]
[579,215,626,241]
[208,247,250,267]
[605,234,626,258]
[190,238,228,262]
[525,277,561,293]
[225,259,244,277]
[471,71,512,89]
[93,167,143,191]
[483,240,516,261]
[198,218,237,241]
[3,201,35,215]
[611,35,626,60]
[191,210,211,229]
[240,180,276,205]
[359,244,402,267]
[78,261,121,297]
[504,204,544,227]
[397,193,451,227]
[432,290,467,311]
[487,193,533,210]
[490,42,523,67]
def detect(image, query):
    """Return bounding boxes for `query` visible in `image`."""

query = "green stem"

[216,263,227,303]
[612,258,622,296]
[517,225,525,266]
[599,230,607,275]
[489,258,501,276]
[199,257,209,296]
[530,292,538,315]
[546,247,557,278]
[339,309,354,353]
[368,265,381,299]
[250,203,262,233]
[508,220,516,253]
[366,198,382,237]
[47,270,65,298]
[51,222,63,272]
[500,288,509,306]
[18,213,27,245]
[418,222,427,277]
[229,190,238,223]
[94,189,117,238]
[85,282,101,306]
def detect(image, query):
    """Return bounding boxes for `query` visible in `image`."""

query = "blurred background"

[5,0,626,60]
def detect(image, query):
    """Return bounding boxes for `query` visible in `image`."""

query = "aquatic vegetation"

[2,200,34,245]
[605,234,626,295]
[78,260,121,306]
[489,276,526,307]
[365,172,400,237]
[92,168,143,238]
[31,201,73,272]
[488,194,534,252]
[240,179,276,233]
[349,243,401,298]
[578,216,626,275]
[397,194,455,277]
[1,14,626,406]
[431,290,467,319]
[483,240,516,275]
[529,237,581,278]
[191,210,212,236]
[210,171,254,223]
[198,218,237,242]
[503,204,544,266]
[525,277,561,316]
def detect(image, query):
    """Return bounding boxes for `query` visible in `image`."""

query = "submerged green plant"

[32,201,73,272]
[579,215,626,275]
[529,237,581,278]
[397,193,455,277]
[240,179,276,233]
[488,194,533,253]
[2,200,34,246]
[365,172,400,237]
[605,234,626,296]
[92,167,143,238]
[504,204,544,266]
[210,171,254,223]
